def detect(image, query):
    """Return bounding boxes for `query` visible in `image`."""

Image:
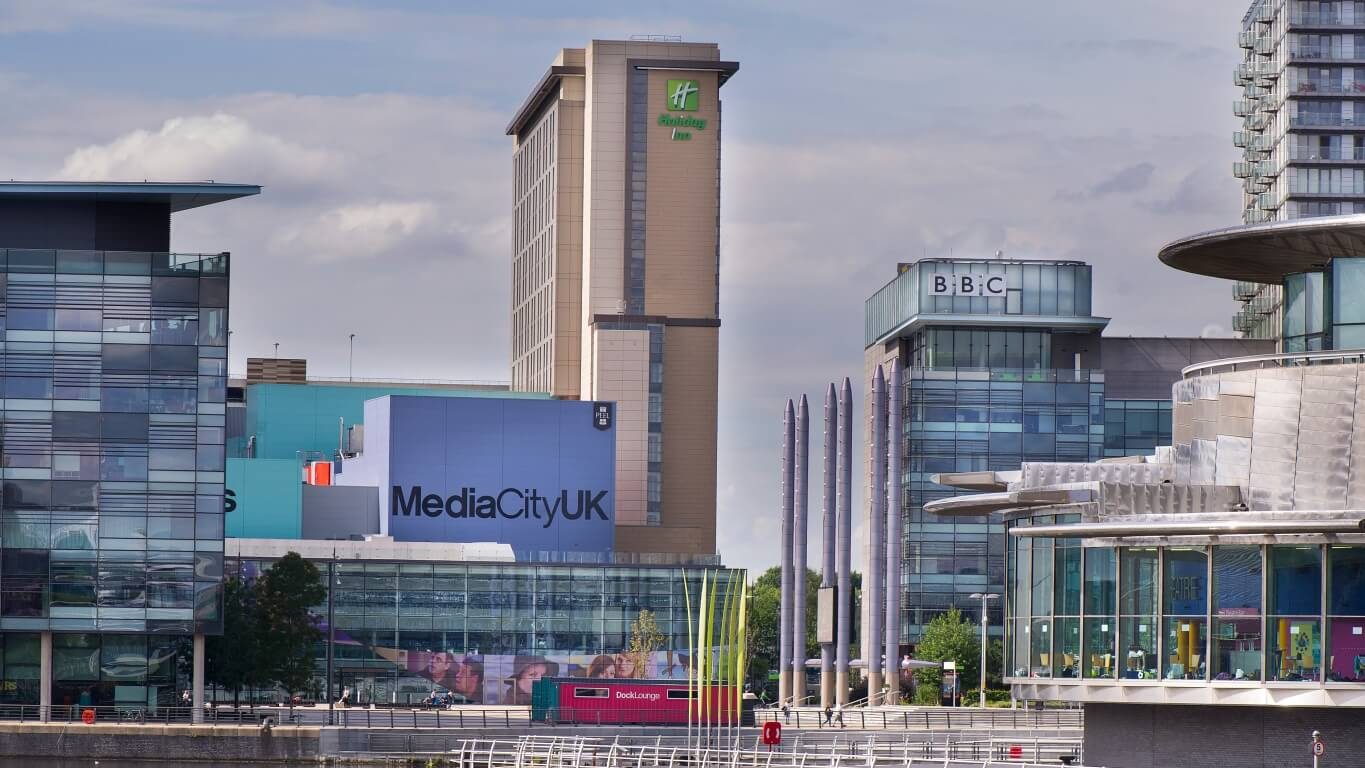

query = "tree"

[206,575,265,708]
[255,552,327,703]
[626,609,665,678]
[747,567,861,693]
[911,607,980,705]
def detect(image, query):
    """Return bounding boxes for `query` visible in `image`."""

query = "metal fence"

[344,734,1087,767]
[753,707,1084,731]
[0,704,271,725]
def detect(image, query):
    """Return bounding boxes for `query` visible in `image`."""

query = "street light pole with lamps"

[969,593,999,708]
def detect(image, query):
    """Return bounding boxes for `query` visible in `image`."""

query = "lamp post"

[969,593,999,708]
[348,334,356,381]
[326,550,337,725]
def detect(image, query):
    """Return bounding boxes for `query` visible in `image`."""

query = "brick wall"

[1084,703,1359,768]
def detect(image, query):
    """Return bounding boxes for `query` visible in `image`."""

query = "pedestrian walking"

[835,701,845,728]
[781,701,791,724]
[823,704,833,727]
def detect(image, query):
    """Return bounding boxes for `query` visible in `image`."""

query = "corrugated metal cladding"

[1173,362,1365,511]
[1099,337,1275,400]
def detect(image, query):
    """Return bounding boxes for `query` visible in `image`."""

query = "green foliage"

[747,566,862,692]
[256,552,327,698]
[206,552,326,702]
[912,607,981,704]
[626,609,665,678]
[206,575,266,706]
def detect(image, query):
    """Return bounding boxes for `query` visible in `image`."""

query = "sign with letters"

[928,273,1007,297]
[342,396,616,554]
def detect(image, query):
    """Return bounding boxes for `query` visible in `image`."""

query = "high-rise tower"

[508,40,738,557]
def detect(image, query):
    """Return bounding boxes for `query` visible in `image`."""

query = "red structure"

[531,678,739,725]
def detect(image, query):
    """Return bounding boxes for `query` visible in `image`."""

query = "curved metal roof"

[1158,213,1365,283]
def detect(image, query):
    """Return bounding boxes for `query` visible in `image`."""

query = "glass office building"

[225,541,740,706]
[865,258,1273,645]
[930,349,1365,766]
[0,182,258,712]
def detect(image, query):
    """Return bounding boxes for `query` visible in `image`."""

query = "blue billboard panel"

[372,396,615,554]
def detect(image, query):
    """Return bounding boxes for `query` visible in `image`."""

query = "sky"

[0,0,1250,574]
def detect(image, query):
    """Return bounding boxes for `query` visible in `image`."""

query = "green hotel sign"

[660,79,705,141]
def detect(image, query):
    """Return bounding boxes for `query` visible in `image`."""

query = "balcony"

[1244,112,1271,131]
[1256,192,1280,210]
[1234,98,1259,116]
[1253,3,1275,22]
[1255,36,1277,55]
[1233,280,1260,301]
[1289,79,1365,96]
[1234,131,1251,148]
[1234,161,1254,178]
[1236,62,1258,84]
[1290,114,1365,129]
[1239,29,1256,49]
[1288,11,1365,29]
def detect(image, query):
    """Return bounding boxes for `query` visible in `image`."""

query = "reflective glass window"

[1269,545,1322,682]
[1328,546,1365,681]
[1212,546,1262,680]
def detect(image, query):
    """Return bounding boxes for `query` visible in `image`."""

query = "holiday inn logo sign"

[660,78,705,141]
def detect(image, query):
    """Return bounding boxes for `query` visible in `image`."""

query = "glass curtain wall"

[1269,545,1323,682]
[1328,545,1365,681]
[1212,546,1263,680]
[1119,548,1158,679]
[1082,547,1116,679]
[1053,526,1081,678]
[0,250,228,706]
[1162,547,1208,680]
[231,558,729,706]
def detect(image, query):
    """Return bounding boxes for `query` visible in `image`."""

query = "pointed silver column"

[819,384,837,707]
[885,360,904,704]
[867,366,887,699]
[778,400,795,706]
[792,395,810,705]
[835,378,853,704]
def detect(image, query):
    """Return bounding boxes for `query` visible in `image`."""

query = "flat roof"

[0,181,261,212]
[1158,214,1365,283]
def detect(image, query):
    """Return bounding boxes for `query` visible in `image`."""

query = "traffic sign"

[1313,741,1325,757]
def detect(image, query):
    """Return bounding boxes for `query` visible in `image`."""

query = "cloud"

[1056,162,1156,202]
[270,201,439,262]
[58,113,334,186]
[1140,164,1229,216]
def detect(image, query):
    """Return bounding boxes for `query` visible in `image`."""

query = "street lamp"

[969,593,1000,708]
[348,334,356,381]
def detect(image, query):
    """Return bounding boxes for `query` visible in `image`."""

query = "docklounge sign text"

[392,485,610,528]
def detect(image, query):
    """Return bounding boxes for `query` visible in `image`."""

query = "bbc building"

[861,257,1272,663]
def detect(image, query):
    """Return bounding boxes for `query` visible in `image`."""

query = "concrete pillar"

[819,383,837,709]
[192,633,206,724]
[792,395,810,705]
[885,360,903,705]
[778,400,795,706]
[835,378,853,705]
[867,366,887,702]
[39,631,51,722]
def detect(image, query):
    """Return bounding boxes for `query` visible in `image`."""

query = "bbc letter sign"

[929,273,1006,297]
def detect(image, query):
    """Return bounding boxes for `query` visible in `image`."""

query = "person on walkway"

[835,701,845,728]
[781,701,791,724]
[823,704,833,727]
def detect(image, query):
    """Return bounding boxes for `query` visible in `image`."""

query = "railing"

[753,706,1083,732]
[0,704,279,726]
[1182,349,1365,379]
[345,733,1087,767]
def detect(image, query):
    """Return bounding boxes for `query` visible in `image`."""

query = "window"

[1328,546,1365,682]
[1120,548,1158,678]
[1162,547,1207,680]
[1212,546,1262,681]
[1268,545,1321,682]
[666,688,695,699]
